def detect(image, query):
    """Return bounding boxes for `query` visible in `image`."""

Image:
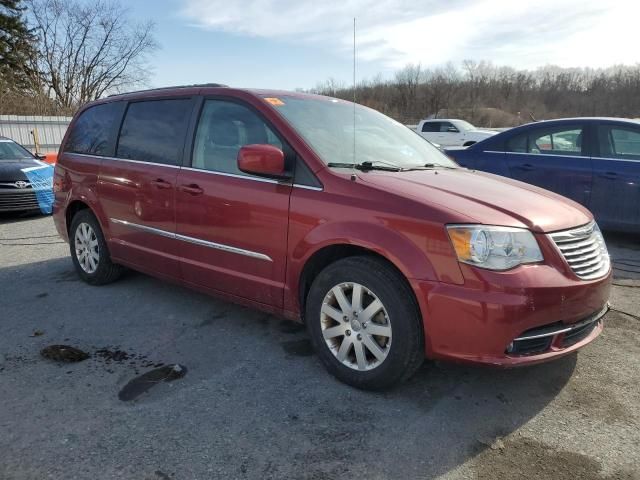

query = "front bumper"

[0,188,41,212]
[411,262,611,366]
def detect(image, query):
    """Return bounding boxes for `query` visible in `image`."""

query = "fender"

[283,219,463,316]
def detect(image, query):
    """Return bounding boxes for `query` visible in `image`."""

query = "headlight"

[447,225,543,270]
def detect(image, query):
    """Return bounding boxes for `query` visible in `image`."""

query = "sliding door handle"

[179,184,204,195]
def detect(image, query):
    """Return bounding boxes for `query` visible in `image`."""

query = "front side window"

[65,102,124,156]
[267,96,456,169]
[598,125,640,160]
[116,99,193,166]
[440,122,458,133]
[192,100,282,175]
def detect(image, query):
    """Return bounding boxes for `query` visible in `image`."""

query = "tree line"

[0,0,156,115]
[312,61,640,127]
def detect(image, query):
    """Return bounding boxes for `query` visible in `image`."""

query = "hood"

[359,168,592,233]
[469,129,499,136]
[0,158,42,183]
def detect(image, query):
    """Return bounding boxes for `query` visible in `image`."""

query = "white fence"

[0,115,71,153]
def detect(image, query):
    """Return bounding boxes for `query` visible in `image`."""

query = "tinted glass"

[598,125,640,160]
[421,122,440,132]
[0,140,33,160]
[192,100,282,175]
[117,99,192,165]
[506,133,527,153]
[440,122,457,132]
[65,102,124,156]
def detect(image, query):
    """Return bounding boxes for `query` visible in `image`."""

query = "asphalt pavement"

[0,213,638,480]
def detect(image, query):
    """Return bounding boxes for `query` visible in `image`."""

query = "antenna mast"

[351,17,357,181]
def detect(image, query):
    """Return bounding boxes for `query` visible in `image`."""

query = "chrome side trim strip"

[111,218,175,239]
[70,153,324,189]
[293,183,323,191]
[70,152,181,169]
[499,151,586,160]
[110,218,272,262]
[514,304,609,341]
[483,150,505,154]
[181,166,282,185]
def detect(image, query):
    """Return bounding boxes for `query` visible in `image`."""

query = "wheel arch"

[295,238,429,323]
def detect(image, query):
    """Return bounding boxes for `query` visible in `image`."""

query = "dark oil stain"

[118,364,187,402]
[278,320,306,334]
[281,339,314,357]
[36,292,48,298]
[474,437,634,480]
[40,345,90,363]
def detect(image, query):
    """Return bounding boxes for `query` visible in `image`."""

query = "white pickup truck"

[416,119,498,146]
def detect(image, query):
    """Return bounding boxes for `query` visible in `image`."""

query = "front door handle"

[517,163,535,171]
[599,171,617,180]
[151,178,172,189]
[179,184,204,195]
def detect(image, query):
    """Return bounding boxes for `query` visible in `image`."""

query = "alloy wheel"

[74,222,100,274]
[320,282,392,371]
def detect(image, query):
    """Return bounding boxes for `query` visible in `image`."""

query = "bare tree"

[26,0,157,109]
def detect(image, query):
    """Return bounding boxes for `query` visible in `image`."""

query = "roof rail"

[108,83,228,97]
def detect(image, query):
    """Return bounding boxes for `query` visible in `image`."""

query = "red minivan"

[52,85,611,389]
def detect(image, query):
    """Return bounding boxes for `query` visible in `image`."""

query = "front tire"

[306,256,424,390]
[69,209,123,285]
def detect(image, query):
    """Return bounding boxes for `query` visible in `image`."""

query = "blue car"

[446,118,640,233]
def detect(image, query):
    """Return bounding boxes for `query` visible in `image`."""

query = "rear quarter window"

[64,102,125,156]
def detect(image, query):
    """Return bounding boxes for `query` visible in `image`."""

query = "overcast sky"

[129,0,640,90]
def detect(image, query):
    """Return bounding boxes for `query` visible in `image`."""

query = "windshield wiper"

[327,161,401,172]
[402,163,458,171]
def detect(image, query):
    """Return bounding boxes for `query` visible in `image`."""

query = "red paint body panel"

[174,169,291,306]
[52,86,612,369]
[98,160,181,278]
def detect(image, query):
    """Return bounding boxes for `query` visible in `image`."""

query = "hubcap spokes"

[74,223,99,274]
[320,282,392,371]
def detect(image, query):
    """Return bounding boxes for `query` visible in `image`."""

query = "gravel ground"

[0,213,638,480]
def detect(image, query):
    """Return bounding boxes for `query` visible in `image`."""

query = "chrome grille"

[549,222,610,280]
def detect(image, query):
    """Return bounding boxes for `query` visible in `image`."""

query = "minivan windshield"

[0,140,33,160]
[265,95,457,170]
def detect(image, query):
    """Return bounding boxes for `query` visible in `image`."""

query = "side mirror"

[237,144,288,179]
[36,153,46,160]
[447,127,459,133]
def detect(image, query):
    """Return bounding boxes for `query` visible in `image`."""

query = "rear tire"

[305,256,424,390]
[69,209,123,285]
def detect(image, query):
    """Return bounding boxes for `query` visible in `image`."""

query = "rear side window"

[64,102,124,156]
[116,99,193,166]
[421,122,440,132]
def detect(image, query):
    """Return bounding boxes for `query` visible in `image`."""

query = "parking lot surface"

[1,213,638,480]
